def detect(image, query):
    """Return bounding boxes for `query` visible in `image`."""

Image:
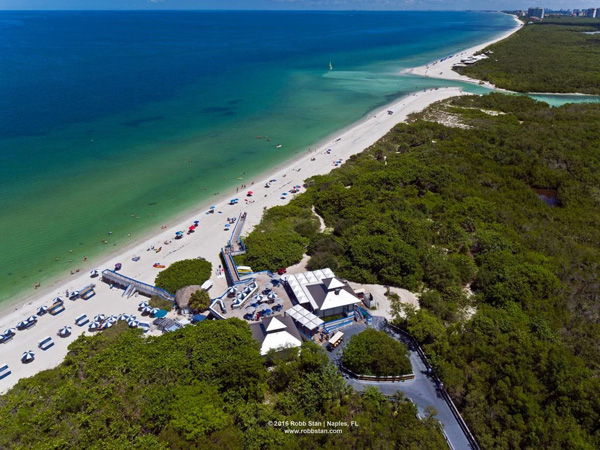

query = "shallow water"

[0,11,585,305]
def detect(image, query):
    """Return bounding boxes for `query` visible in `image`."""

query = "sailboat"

[329,62,333,70]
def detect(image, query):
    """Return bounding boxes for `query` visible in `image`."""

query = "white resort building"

[250,315,303,355]
[283,269,361,318]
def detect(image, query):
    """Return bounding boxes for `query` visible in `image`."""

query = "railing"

[101,269,175,301]
[220,247,240,284]
[324,316,354,333]
[386,322,480,450]
[340,365,414,382]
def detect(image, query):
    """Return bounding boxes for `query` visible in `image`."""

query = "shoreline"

[0,14,526,391]
[0,91,431,318]
[401,14,523,90]
[0,87,466,393]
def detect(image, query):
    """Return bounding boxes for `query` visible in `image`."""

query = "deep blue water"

[0,10,517,303]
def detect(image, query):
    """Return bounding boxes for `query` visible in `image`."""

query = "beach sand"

[402,15,522,89]
[0,87,465,393]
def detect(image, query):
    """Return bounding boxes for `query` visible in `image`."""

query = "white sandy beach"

[0,87,465,393]
[402,14,522,89]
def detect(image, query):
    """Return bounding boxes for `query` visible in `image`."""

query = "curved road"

[327,318,472,450]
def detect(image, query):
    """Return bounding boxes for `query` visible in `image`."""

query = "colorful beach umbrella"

[21,351,35,363]
[194,220,200,224]
[209,206,215,209]
[58,326,72,337]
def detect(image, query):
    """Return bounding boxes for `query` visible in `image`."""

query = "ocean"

[0,10,552,305]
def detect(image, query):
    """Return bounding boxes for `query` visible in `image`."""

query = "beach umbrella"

[267,292,277,300]
[209,206,215,209]
[189,226,195,230]
[118,313,129,321]
[108,315,117,321]
[127,319,138,328]
[175,231,183,236]
[88,321,101,330]
[4,328,16,337]
[142,306,152,315]
[129,315,137,321]
[36,306,48,315]
[138,300,148,309]
[94,314,105,322]
[194,220,200,224]
[281,192,288,196]
[58,326,72,337]
[27,315,37,323]
[101,321,114,330]
[90,269,99,278]
[16,321,28,329]
[228,287,237,294]
[21,351,35,363]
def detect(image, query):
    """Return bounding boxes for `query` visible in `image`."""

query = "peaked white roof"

[320,289,359,311]
[323,277,346,291]
[260,331,302,355]
[265,317,287,333]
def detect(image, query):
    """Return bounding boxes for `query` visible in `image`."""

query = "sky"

[0,0,596,11]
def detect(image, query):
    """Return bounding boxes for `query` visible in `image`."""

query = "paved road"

[327,318,472,450]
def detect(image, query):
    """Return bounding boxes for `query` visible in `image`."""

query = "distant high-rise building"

[586,8,597,18]
[528,7,545,19]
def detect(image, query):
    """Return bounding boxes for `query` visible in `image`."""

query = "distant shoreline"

[401,14,523,90]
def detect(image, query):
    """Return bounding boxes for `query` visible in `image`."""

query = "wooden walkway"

[101,269,175,301]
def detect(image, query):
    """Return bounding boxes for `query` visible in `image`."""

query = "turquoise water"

[0,10,572,304]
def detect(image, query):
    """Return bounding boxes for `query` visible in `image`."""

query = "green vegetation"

[0,321,446,449]
[242,93,600,448]
[149,295,174,310]
[341,329,411,376]
[457,17,600,93]
[154,258,212,294]
[189,289,211,312]
[243,203,319,271]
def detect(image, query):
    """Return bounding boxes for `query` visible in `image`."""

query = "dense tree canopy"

[242,93,600,448]
[457,17,600,93]
[243,204,319,271]
[154,258,212,294]
[341,329,412,376]
[0,321,446,449]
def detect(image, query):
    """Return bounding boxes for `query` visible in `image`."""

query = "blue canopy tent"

[192,314,207,323]
[154,309,168,318]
